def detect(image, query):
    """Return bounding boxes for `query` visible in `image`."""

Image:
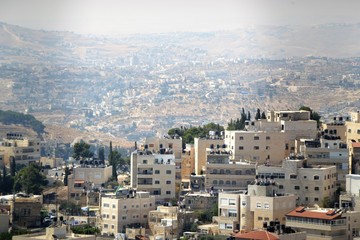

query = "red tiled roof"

[352,142,360,148]
[286,207,342,220]
[232,230,279,240]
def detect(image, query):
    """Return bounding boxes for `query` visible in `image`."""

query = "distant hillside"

[0,110,45,135]
[1,21,360,58]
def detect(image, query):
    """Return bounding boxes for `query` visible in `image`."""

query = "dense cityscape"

[2,2,360,239]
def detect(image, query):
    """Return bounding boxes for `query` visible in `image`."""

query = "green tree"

[71,225,100,234]
[321,196,332,208]
[63,166,70,186]
[10,157,16,176]
[167,123,225,145]
[73,140,94,160]
[98,147,105,161]
[109,142,117,179]
[299,106,321,127]
[0,110,45,134]
[261,111,267,119]
[14,164,48,194]
[255,108,261,120]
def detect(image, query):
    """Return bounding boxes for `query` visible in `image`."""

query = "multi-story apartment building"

[0,132,41,166]
[349,142,360,175]
[100,189,156,235]
[148,206,179,240]
[194,137,224,175]
[340,174,360,212]
[286,206,360,240]
[205,147,256,191]
[142,136,183,192]
[68,163,112,205]
[224,130,286,165]
[130,151,176,203]
[181,192,217,211]
[321,116,347,142]
[180,144,195,190]
[0,194,43,228]
[297,136,348,189]
[215,182,296,235]
[345,111,360,143]
[257,158,337,206]
[225,110,317,165]
[148,206,194,240]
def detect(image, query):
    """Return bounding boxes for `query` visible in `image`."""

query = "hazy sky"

[0,0,360,35]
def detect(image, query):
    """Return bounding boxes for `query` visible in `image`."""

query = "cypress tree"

[10,157,16,176]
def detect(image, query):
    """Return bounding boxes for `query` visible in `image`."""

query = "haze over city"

[1,0,360,35]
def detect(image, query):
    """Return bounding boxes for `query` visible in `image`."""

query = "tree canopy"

[0,110,45,134]
[72,140,94,160]
[14,164,48,194]
[299,106,321,127]
[168,123,224,144]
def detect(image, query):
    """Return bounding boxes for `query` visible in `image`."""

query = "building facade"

[130,151,176,203]
[257,158,337,206]
[100,190,156,235]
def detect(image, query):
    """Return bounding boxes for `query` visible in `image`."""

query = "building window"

[254,146,259,150]
[290,174,297,179]
[229,199,236,205]
[258,217,263,220]
[256,203,262,208]
[143,160,147,164]
[112,215,116,219]
[314,175,320,180]
[294,186,300,190]
[112,204,116,208]
[143,214,147,218]
[314,197,319,201]
[104,224,108,229]
[266,146,270,150]
[103,203,110,208]
[155,180,160,184]
[166,180,171,184]
[232,181,236,185]
[315,187,319,191]
[305,186,308,189]
[122,216,126,220]
[166,191,171,195]
[357,129,360,134]
[166,170,171,174]
[264,203,270,209]
[111,225,114,229]
[266,136,270,140]
[229,211,237,217]
[213,180,218,185]
[241,201,246,206]
[254,136,259,140]
[239,146,244,150]
[239,136,244,140]
[279,185,284,189]
[155,170,160,174]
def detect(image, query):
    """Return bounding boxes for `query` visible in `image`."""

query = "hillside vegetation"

[0,110,45,135]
